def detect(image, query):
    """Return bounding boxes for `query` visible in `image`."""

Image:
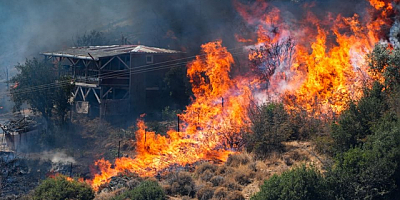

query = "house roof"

[41,45,181,61]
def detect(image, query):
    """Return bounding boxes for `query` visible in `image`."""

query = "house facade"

[42,45,184,119]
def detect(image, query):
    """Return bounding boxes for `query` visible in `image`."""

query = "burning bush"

[33,175,94,200]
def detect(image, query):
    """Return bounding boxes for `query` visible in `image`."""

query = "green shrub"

[329,125,400,199]
[33,175,94,200]
[331,82,386,154]
[112,180,165,200]
[246,103,292,157]
[251,165,329,200]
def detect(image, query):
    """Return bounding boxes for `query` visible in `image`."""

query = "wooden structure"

[42,45,183,119]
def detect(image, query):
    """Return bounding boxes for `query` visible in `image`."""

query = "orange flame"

[90,41,252,189]
[237,0,394,116]
[89,0,395,189]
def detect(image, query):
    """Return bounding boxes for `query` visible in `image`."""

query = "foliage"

[74,30,109,47]
[328,123,400,199]
[331,82,387,153]
[368,43,400,91]
[251,165,329,200]
[10,58,73,124]
[33,175,94,200]
[112,180,165,200]
[246,103,293,157]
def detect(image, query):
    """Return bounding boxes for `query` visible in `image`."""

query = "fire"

[90,41,252,189]
[49,173,74,182]
[236,0,395,116]
[89,0,396,189]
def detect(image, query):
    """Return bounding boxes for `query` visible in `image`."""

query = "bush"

[33,175,94,200]
[226,153,251,167]
[329,125,400,199]
[210,175,225,187]
[227,191,245,200]
[195,162,217,176]
[166,172,196,197]
[246,103,292,157]
[331,82,386,154]
[196,185,214,200]
[251,165,329,200]
[112,180,165,200]
[213,187,228,199]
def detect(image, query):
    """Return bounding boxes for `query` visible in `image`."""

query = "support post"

[69,162,73,177]
[118,141,121,158]
[177,115,180,132]
[6,67,8,90]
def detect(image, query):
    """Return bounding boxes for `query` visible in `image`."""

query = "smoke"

[40,151,76,164]
[390,20,400,48]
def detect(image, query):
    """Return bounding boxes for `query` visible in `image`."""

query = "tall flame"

[90,41,252,189]
[236,0,394,116]
[89,0,396,189]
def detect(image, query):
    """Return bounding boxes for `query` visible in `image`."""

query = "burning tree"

[248,37,295,89]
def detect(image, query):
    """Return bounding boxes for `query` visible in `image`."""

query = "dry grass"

[93,141,328,200]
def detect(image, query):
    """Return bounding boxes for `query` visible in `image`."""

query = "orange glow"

[88,0,395,189]
[49,173,74,182]
[237,0,393,116]
[90,41,252,189]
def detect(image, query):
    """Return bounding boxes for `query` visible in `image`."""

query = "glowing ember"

[90,41,252,189]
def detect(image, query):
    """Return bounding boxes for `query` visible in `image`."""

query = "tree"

[368,43,400,91]
[10,58,73,124]
[245,103,293,157]
[331,82,387,154]
[33,175,94,200]
[329,125,400,199]
[74,30,109,47]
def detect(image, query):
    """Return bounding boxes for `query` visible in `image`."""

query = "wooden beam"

[117,56,130,69]
[122,90,129,99]
[66,57,79,66]
[71,87,80,101]
[102,87,113,98]
[84,88,91,100]
[92,88,101,104]
[100,57,115,70]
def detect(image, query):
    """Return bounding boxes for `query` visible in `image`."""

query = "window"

[146,55,153,64]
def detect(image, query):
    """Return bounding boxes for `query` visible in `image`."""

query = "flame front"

[90,0,396,189]
[90,41,252,189]
[237,0,395,116]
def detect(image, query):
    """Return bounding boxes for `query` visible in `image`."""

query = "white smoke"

[41,151,76,164]
[389,20,400,49]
